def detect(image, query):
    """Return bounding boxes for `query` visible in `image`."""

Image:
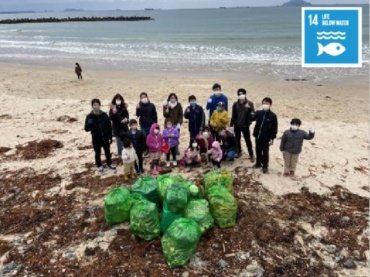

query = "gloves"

[309,128,315,133]
[176,123,181,129]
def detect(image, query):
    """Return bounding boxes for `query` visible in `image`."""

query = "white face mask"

[116,100,122,105]
[154,129,160,135]
[291,125,299,131]
[169,101,177,108]
[192,143,198,148]
[262,104,270,111]
[238,94,246,101]
[141,97,148,104]
[215,92,222,97]
[203,131,209,138]
[170,98,176,103]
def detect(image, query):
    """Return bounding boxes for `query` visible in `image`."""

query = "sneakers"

[107,164,117,172]
[250,156,255,163]
[290,171,295,176]
[97,166,104,173]
[262,167,268,174]
[253,164,262,169]
[173,161,177,167]
[166,162,170,167]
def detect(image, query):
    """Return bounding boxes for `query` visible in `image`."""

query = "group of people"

[84,83,315,180]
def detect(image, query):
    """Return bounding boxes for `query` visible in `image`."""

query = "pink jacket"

[185,147,200,160]
[146,123,163,153]
[208,141,223,162]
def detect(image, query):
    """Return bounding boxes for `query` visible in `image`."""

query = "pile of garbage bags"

[103,170,238,268]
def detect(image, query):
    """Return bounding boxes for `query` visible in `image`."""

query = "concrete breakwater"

[0,16,154,24]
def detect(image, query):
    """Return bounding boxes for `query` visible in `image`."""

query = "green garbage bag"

[185,199,214,233]
[165,184,188,213]
[157,174,185,200]
[204,170,234,193]
[160,201,182,233]
[188,184,200,199]
[207,185,237,228]
[130,198,160,240]
[161,218,201,268]
[131,176,160,206]
[104,187,132,225]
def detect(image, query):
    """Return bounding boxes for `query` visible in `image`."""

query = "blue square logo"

[302,7,362,67]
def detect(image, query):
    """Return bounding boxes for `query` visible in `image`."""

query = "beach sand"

[0,63,368,275]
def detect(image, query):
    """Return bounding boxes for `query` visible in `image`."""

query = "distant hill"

[282,0,312,7]
[64,8,85,12]
[0,11,35,14]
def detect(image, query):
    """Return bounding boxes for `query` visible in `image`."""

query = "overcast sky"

[0,0,368,12]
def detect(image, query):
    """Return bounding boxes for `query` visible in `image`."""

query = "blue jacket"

[184,104,205,138]
[206,94,228,117]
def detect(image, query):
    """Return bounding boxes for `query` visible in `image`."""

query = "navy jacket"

[253,110,278,141]
[136,102,158,130]
[206,94,228,117]
[84,111,112,142]
[184,104,205,138]
[129,129,147,154]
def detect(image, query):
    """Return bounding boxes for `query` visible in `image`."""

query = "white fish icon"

[317,42,346,56]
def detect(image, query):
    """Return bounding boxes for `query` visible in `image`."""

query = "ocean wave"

[316,31,346,36]
[317,36,346,40]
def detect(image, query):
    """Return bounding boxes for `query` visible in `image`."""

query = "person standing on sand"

[136,92,158,137]
[75,63,83,80]
[84,98,116,173]
[280,118,315,177]
[184,95,205,144]
[109,93,129,156]
[206,83,228,118]
[253,97,278,174]
[230,88,255,162]
[163,93,183,128]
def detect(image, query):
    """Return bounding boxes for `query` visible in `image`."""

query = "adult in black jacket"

[136,92,158,137]
[253,97,278,173]
[184,95,205,143]
[109,93,129,156]
[128,119,146,174]
[230,88,255,161]
[85,99,116,172]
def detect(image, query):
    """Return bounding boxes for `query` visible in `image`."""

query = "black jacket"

[85,111,112,142]
[253,110,278,141]
[109,105,129,137]
[221,132,237,150]
[129,129,147,154]
[230,100,255,128]
[184,104,205,137]
[136,102,158,130]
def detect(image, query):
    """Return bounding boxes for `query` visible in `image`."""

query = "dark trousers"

[93,139,112,167]
[135,152,144,172]
[235,126,253,157]
[255,139,270,169]
[167,146,177,161]
[212,160,221,168]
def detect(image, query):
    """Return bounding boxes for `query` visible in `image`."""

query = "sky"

[0,0,368,12]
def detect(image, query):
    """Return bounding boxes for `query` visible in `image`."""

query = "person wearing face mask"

[206,83,228,118]
[208,141,223,169]
[220,127,238,162]
[162,119,180,167]
[253,97,278,174]
[109,93,129,156]
[136,92,158,139]
[280,118,315,177]
[163,93,183,129]
[184,95,205,144]
[230,88,256,161]
[196,126,214,162]
[85,98,116,173]
[128,119,146,175]
[146,123,164,175]
[210,102,229,140]
[183,141,201,171]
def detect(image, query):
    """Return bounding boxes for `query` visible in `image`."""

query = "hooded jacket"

[280,129,315,154]
[185,147,201,160]
[208,141,223,162]
[162,126,180,148]
[210,110,229,131]
[146,123,163,153]
[84,111,112,142]
[206,94,228,117]
[136,101,158,130]
[230,99,255,128]
[109,104,129,137]
[253,110,278,141]
[163,102,183,126]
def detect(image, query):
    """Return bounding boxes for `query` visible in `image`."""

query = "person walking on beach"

[109,93,129,156]
[230,88,255,162]
[75,63,83,80]
[206,83,228,118]
[184,95,205,144]
[136,92,158,137]
[84,98,116,173]
[280,118,315,177]
[253,97,278,174]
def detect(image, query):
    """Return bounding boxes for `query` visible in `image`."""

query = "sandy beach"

[0,63,369,275]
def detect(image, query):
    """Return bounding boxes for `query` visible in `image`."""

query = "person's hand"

[309,128,315,133]
[170,133,174,137]
[112,105,117,113]
[269,140,274,146]
[186,108,190,113]
[121,118,128,123]
[163,100,168,106]
[136,103,140,109]
[207,98,212,103]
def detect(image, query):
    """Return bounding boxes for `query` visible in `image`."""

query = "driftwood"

[0,16,153,24]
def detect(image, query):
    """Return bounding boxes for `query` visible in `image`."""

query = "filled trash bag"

[207,185,237,228]
[161,218,201,268]
[157,174,185,201]
[185,199,214,233]
[204,170,234,193]
[165,183,189,213]
[188,184,200,199]
[130,198,160,240]
[131,176,160,206]
[160,201,182,233]
[104,187,132,225]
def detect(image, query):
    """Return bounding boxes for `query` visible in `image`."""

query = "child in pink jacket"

[146,123,163,175]
[184,141,201,171]
[208,141,223,169]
